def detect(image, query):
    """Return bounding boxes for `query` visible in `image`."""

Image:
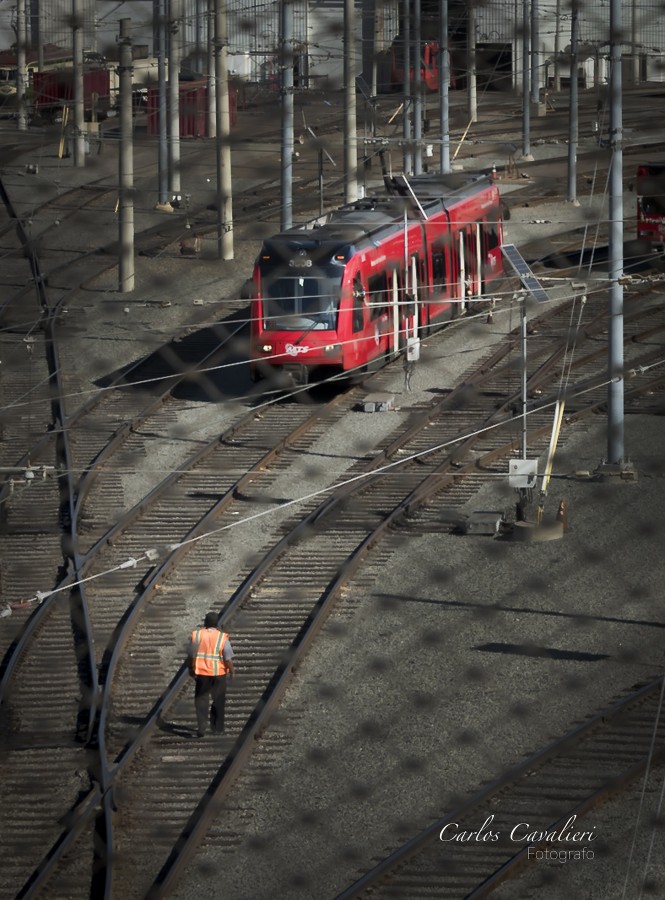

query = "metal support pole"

[566,0,579,204]
[521,294,528,459]
[156,0,169,207]
[280,0,294,230]
[207,0,216,137]
[16,0,27,132]
[402,0,412,175]
[344,0,358,202]
[195,0,203,75]
[521,0,531,158]
[439,0,450,174]
[370,0,380,100]
[607,0,624,464]
[631,0,640,85]
[214,0,234,259]
[530,0,539,104]
[553,0,561,91]
[467,0,477,123]
[118,18,135,293]
[413,0,422,174]
[29,0,43,69]
[168,0,182,195]
[72,0,85,165]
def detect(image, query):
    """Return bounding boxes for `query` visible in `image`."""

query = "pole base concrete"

[508,520,565,542]
[155,202,174,213]
[594,461,638,481]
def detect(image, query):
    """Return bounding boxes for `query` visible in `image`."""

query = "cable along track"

[336,677,665,899]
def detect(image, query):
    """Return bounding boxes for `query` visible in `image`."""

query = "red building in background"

[146,80,237,138]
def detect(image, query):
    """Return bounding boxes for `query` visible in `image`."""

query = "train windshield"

[261,269,342,331]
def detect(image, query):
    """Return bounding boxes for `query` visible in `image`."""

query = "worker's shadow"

[156,715,198,739]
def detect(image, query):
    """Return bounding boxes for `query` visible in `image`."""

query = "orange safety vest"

[190,628,229,677]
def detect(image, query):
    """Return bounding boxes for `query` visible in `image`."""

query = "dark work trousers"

[194,674,228,733]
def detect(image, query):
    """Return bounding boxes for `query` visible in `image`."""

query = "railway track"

[336,676,665,898]
[3,263,663,897]
[2,89,665,899]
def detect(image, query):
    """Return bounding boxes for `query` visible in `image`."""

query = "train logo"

[285,343,311,356]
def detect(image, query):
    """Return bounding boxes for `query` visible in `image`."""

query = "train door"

[343,273,367,373]
[423,211,455,325]
[391,254,415,351]
[463,225,481,306]
[445,228,463,317]
[366,270,393,365]
[479,215,503,290]
[414,252,427,335]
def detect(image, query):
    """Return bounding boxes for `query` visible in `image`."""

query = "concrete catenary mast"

[72,0,85,167]
[214,0,233,259]
[168,0,182,196]
[439,0,450,174]
[280,0,294,230]
[155,0,170,209]
[606,0,625,466]
[118,18,135,292]
[16,0,27,132]
[344,0,358,202]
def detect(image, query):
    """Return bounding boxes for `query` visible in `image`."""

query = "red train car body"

[146,80,237,137]
[249,173,504,386]
[636,162,665,248]
[390,40,443,92]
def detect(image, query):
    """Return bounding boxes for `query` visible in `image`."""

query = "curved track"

[2,88,665,900]
[336,676,665,898]
[4,264,664,898]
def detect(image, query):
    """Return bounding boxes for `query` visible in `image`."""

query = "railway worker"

[188,612,235,738]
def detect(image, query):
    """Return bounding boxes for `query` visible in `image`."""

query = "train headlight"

[261,344,273,353]
[323,344,339,354]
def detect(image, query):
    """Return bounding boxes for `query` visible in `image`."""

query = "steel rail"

[13,382,366,898]
[2,179,660,896]
[141,298,665,895]
[0,317,247,694]
[14,285,665,900]
[334,677,665,899]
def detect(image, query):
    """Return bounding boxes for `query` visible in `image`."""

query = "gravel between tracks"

[3,94,665,900]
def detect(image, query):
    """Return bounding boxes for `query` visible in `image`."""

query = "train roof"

[387,172,496,204]
[261,173,497,260]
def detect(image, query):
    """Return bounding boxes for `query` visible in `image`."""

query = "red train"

[390,40,450,92]
[636,162,665,248]
[249,173,505,386]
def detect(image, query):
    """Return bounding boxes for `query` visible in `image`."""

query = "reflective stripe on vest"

[191,628,228,677]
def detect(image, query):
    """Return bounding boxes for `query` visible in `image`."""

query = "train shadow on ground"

[536,238,663,275]
[95,313,255,402]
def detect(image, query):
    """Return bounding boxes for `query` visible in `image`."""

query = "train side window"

[352,278,365,332]
[368,272,388,320]
[417,254,427,295]
[482,219,500,252]
[642,195,665,215]
[432,249,450,295]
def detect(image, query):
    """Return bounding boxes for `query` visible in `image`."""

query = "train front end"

[249,239,347,386]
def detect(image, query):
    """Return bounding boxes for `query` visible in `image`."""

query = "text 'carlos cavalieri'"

[440,814,596,858]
